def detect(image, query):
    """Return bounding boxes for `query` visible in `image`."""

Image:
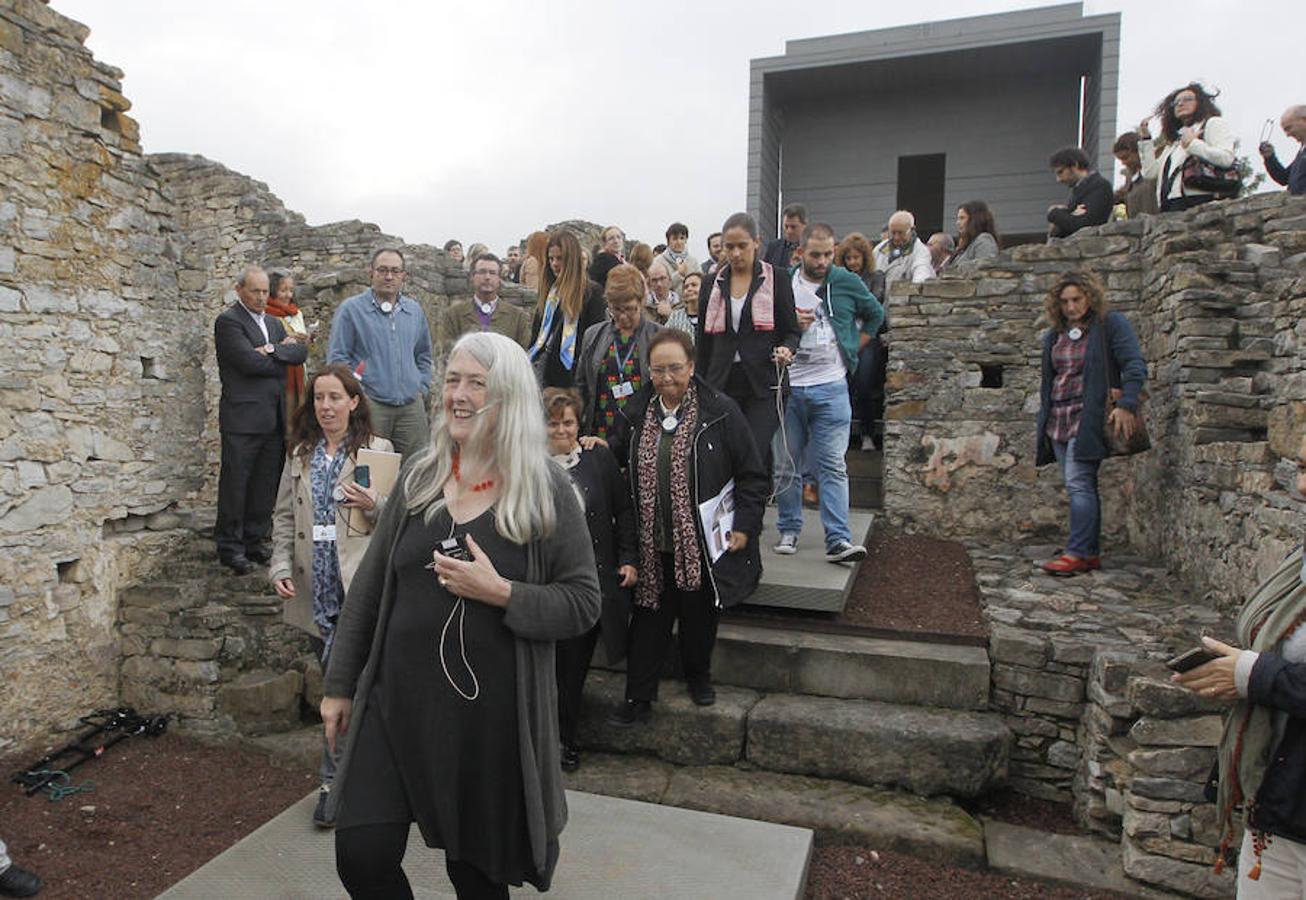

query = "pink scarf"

[703,262,775,335]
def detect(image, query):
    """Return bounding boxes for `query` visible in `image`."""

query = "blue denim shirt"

[326,290,433,406]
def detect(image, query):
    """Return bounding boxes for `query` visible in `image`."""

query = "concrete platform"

[159,789,813,899]
[751,507,874,612]
[712,623,991,710]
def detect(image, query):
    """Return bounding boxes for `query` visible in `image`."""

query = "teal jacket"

[787,264,884,374]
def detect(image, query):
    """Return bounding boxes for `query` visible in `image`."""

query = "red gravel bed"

[805,841,1129,899]
[972,788,1082,836]
[1,732,314,899]
[730,526,987,643]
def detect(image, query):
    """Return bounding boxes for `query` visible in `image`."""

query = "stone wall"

[0,0,201,751]
[0,0,537,750]
[885,193,1306,608]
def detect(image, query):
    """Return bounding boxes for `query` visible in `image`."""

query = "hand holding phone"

[354,465,370,489]
[1166,646,1220,673]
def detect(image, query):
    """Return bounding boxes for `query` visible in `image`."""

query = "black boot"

[606,700,651,727]
[0,864,43,898]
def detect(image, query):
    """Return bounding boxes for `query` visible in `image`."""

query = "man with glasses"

[437,253,532,363]
[644,259,680,324]
[326,247,433,457]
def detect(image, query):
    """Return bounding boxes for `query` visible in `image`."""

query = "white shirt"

[243,304,270,343]
[730,293,746,362]
[788,272,845,387]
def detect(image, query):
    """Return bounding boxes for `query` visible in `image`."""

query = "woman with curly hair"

[1034,270,1146,576]
[1137,82,1238,213]
[837,232,887,450]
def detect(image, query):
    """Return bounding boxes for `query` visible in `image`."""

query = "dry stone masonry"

[5,1,1306,896]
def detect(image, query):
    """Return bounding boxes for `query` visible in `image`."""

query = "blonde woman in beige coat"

[269,362,392,827]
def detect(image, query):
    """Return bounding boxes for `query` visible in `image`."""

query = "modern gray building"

[747,3,1120,245]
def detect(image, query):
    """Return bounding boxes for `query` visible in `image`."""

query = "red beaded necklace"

[451,451,495,493]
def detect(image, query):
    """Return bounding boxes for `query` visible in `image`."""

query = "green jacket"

[787,264,884,374]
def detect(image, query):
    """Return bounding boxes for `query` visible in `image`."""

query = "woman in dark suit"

[544,388,637,772]
[695,212,800,466]
[527,229,607,389]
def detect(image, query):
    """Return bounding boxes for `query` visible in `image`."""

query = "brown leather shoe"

[1042,554,1092,576]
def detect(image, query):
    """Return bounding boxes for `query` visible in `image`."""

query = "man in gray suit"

[213,265,308,573]
[436,253,532,360]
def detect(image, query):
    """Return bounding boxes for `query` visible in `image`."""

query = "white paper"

[697,478,736,563]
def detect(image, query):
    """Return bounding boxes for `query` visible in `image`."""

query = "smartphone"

[354,465,370,488]
[438,536,471,562]
[1166,646,1220,673]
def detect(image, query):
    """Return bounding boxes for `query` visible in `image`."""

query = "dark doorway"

[896,154,947,238]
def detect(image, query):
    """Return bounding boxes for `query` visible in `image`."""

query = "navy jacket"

[1035,310,1146,466]
[1247,648,1306,843]
[1047,171,1114,238]
[1265,145,1306,196]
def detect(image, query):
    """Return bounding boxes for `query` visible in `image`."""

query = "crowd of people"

[194,83,1306,900]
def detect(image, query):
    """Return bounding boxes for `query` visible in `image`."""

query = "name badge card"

[313,524,337,543]
[612,381,635,399]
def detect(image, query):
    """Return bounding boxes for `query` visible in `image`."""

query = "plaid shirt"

[1046,330,1087,443]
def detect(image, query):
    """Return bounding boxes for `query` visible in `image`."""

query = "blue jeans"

[776,380,853,549]
[1052,436,1101,557]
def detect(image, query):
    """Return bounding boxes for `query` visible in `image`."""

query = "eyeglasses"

[650,364,688,378]
[1172,94,1197,108]
[373,266,404,277]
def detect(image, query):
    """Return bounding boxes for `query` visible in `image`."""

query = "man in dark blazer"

[214,266,308,574]
[1047,146,1114,239]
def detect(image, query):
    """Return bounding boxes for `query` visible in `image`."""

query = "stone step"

[580,671,1009,799]
[564,752,985,868]
[712,622,991,710]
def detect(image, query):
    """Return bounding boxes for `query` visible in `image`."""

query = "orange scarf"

[264,300,304,397]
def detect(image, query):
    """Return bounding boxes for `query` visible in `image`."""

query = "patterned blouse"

[1046,330,1088,443]
[310,440,348,651]
[593,333,643,442]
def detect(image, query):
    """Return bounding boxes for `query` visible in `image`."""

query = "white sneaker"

[826,541,867,563]
[774,533,799,555]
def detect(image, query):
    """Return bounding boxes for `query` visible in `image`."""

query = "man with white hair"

[644,258,680,324]
[927,232,956,275]
[873,211,935,287]
[1260,105,1306,196]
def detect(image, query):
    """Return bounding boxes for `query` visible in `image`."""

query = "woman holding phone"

[321,332,600,899]
[269,364,390,826]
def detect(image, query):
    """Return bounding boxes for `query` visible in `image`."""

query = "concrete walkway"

[752,507,874,612]
[159,789,812,899]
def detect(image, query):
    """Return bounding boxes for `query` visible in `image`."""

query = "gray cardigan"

[947,232,999,267]
[322,465,601,888]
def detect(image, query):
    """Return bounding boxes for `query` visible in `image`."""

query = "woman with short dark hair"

[610,329,769,722]
[1138,82,1237,212]
[1035,270,1146,576]
[544,387,637,772]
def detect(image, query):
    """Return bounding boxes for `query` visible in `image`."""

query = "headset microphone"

[471,402,499,416]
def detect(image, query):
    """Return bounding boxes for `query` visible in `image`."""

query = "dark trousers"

[555,624,600,747]
[214,429,283,559]
[851,339,887,440]
[336,822,507,900]
[624,554,718,701]
[725,364,779,471]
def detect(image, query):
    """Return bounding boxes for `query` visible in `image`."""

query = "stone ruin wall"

[0,0,545,751]
[884,192,1306,609]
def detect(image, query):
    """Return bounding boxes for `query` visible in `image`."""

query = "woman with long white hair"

[321,331,600,899]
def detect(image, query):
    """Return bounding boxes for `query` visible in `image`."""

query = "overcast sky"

[53,0,1299,258]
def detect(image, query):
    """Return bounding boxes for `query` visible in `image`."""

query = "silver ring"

[438,576,447,587]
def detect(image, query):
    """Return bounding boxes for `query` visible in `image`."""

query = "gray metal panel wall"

[777,72,1080,240]
[746,70,783,240]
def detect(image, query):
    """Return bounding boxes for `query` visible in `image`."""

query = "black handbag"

[1098,318,1151,457]
[1181,155,1241,197]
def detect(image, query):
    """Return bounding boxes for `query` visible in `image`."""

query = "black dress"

[334,506,543,888]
